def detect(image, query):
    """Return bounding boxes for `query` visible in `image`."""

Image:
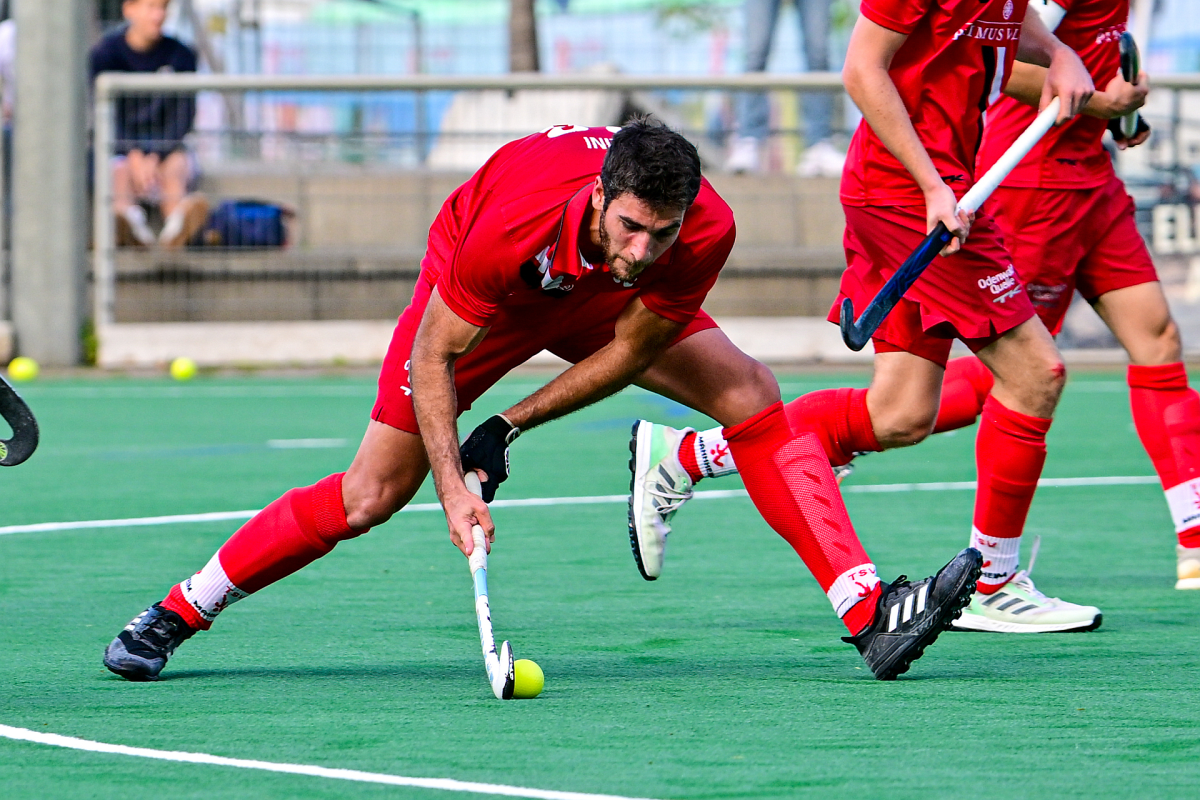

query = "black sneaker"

[843,548,983,680]
[103,604,197,681]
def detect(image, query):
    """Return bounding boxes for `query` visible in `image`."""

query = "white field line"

[0,477,1159,538]
[0,725,659,800]
[266,438,349,449]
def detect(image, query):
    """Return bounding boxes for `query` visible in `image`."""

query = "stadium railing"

[89,71,1200,367]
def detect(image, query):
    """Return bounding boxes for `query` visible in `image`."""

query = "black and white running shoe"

[842,548,982,680]
[104,604,197,681]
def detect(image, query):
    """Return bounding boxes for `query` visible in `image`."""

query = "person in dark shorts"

[91,0,207,248]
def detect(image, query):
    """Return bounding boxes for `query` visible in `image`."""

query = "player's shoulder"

[481,125,611,190]
[681,177,736,246]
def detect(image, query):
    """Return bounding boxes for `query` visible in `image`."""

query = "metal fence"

[89,71,1200,365]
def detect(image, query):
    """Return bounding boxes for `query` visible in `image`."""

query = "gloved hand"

[460,414,520,502]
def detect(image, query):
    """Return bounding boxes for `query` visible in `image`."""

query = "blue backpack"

[199,200,288,248]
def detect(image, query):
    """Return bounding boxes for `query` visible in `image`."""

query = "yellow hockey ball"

[512,659,544,699]
[170,357,198,381]
[7,356,38,382]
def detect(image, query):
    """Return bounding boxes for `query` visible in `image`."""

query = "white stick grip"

[958,97,1060,215]
[463,472,488,573]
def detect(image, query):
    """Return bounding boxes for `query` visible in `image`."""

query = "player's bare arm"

[1014,5,1093,123]
[1005,62,1147,118]
[501,297,685,434]
[409,286,495,557]
[842,16,970,255]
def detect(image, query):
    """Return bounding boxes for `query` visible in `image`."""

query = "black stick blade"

[839,298,870,351]
[0,377,39,466]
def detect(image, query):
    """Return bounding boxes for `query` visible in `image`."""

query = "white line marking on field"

[0,477,1159,537]
[266,438,349,449]
[0,724,659,800]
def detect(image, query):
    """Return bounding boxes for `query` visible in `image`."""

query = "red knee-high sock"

[1128,363,1200,547]
[971,397,1052,593]
[783,388,881,467]
[724,402,881,634]
[161,473,368,630]
[933,356,993,434]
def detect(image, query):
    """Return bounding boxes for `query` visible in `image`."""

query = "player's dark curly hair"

[600,116,702,213]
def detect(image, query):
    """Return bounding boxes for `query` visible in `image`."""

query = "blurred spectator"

[728,0,845,177]
[90,0,206,249]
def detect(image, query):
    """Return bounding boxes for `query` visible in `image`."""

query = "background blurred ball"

[170,357,198,381]
[7,356,39,382]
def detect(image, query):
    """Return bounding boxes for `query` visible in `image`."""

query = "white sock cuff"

[826,563,879,618]
[1165,478,1200,534]
[695,426,737,479]
[180,552,249,623]
[971,527,1021,586]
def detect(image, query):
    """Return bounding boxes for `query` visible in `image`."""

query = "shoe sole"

[950,611,1103,633]
[103,648,162,682]
[1176,577,1200,590]
[877,550,982,680]
[627,421,657,582]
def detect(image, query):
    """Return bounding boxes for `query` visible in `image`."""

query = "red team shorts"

[830,203,1037,367]
[986,174,1158,335]
[371,272,720,434]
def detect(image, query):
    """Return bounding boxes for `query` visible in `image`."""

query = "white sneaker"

[797,140,846,178]
[725,136,760,174]
[951,570,1102,633]
[1177,545,1200,589]
[627,420,695,580]
[121,205,157,247]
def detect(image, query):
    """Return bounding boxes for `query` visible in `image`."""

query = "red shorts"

[371,273,719,434]
[829,204,1036,367]
[986,175,1157,335]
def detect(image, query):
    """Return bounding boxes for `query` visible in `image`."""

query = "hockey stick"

[839,97,1062,351]
[463,471,515,700]
[1118,31,1141,139]
[0,374,39,467]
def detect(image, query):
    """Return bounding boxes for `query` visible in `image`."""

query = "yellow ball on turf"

[512,659,544,699]
[7,356,38,382]
[170,357,198,381]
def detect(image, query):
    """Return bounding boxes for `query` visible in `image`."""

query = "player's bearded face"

[598,193,685,283]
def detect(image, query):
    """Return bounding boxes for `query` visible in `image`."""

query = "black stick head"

[1119,31,1139,82]
[0,377,39,467]
[839,298,870,352]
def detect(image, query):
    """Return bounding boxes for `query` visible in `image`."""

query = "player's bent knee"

[872,408,936,449]
[343,480,419,531]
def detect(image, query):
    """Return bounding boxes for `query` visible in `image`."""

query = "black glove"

[460,414,520,503]
[1108,114,1151,147]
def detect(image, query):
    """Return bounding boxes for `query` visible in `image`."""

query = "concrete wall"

[112,170,846,323]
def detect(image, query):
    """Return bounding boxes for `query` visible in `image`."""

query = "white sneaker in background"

[725,135,761,174]
[797,140,846,178]
[122,205,157,247]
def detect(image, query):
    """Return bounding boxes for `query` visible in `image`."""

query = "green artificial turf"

[2,371,1199,799]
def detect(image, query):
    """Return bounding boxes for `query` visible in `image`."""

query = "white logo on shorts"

[1003,0,1014,20]
[978,264,1021,304]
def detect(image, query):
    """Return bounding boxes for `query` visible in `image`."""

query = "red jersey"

[979,0,1125,188]
[424,125,735,329]
[841,0,1029,207]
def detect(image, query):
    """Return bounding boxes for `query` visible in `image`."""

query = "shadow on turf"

[114,657,988,684]
[107,664,482,683]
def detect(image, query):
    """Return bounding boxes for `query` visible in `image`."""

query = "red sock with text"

[724,402,880,634]
[972,397,1051,592]
[160,473,369,629]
